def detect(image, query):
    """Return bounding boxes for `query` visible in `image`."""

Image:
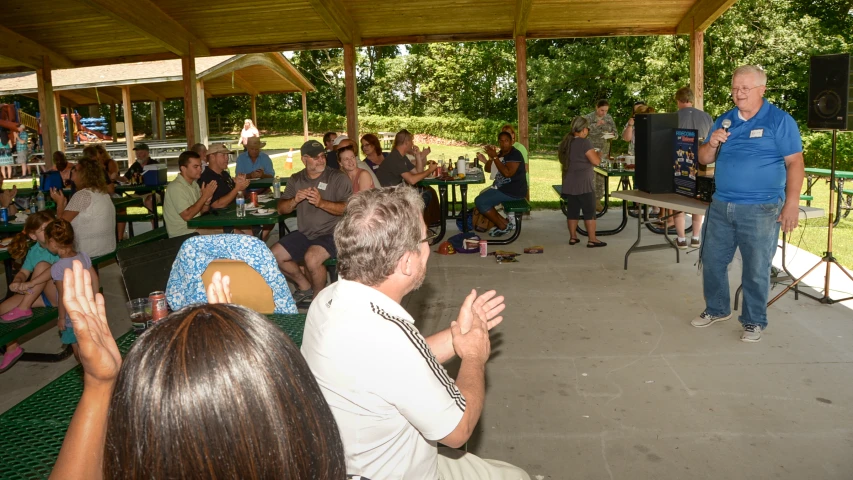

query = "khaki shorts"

[437,447,530,480]
[15,151,27,165]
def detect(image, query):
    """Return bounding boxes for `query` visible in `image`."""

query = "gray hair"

[733,65,767,86]
[335,186,424,286]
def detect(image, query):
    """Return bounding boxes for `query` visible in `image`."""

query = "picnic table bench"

[0,313,307,479]
[488,198,530,246]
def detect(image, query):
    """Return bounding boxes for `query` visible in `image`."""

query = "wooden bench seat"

[488,199,531,246]
[0,307,71,362]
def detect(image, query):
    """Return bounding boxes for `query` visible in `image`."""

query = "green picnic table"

[0,196,143,235]
[0,313,307,480]
[187,198,293,237]
[244,176,288,191]
[114,183,167,228]
[418,171,486,245]
[804,167,853,226]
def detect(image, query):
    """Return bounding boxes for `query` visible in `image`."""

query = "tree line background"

[2,0,851,167]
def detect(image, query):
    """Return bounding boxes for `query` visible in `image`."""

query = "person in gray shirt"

[673,87,714,249]
[272,140,352,306]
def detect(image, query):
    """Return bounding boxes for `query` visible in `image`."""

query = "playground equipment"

[0,103,38,133]
[72,114,111,142]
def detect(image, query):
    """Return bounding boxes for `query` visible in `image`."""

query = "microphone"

[715,119,732,162]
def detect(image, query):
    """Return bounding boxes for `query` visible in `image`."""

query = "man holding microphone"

[691,65,805,343]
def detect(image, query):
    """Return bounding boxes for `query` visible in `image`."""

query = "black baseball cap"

[300,140,325,157]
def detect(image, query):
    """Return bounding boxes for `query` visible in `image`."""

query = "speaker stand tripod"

[769,129,853,305]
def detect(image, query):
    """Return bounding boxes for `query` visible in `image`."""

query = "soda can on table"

[250,191,259,207]
[149,291,168,322]
[0,208,7,225]
[479,239,488,257]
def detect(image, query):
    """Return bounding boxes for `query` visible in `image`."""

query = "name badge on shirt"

[750,129,764,138]
[318,182,328,191]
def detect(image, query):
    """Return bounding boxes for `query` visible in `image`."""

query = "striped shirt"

[301,278,465,480]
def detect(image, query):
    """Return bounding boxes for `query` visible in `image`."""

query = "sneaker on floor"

[1,308,33,323]
[690,237,701,248]
[488,226,512,237]
[291,288,314,305]
[690,311,732,328]
[0,346,23,373]
[676,239,687,250]
[741,324,762,342]
[507,215,516,228]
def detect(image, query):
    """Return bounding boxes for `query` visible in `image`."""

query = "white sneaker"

[691,311,732,328]
[741,324,762,342]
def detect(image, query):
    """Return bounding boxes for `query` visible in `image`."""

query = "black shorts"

[561,192,596,220]
[278,231,336,263]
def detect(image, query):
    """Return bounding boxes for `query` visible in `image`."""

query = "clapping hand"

[0,185,16,208]
[455,289,505,334]
[476,152,488,164]
[293,188,311,204]
[483,145,497,159]
[305,187,323,207]
[235,174,250,191]
[206,271,232,304]
[63,260,121,388]
[249,169,264,179]
[50,187,66,206]
[201,181,218,201]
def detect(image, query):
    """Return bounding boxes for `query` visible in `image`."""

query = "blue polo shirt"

[235,151,275,176]
[708,100,802,204]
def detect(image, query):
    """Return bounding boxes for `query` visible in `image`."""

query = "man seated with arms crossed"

[235,137,275,179]
[198,143,254,235]
[375,129,437,188]
[163,151,219,238]
[301,185,530,480]
[272,140,351,306]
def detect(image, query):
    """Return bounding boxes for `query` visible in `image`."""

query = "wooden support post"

[66,105,74,149]
[250,94,258,129]
[182,46,198,148]
[150,102,159,139]
[109,104,117,143]
[515,35,530,200]
[122,86,135,164]
[689,26,705,111]
[301,90,309,141]
[54,92,66,152]
[196,80,209,146]
[343,43,358,141]
[156,101,166,140]
[36,57,59,169]
[515,35,529,150]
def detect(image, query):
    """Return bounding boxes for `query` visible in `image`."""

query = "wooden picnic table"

[187,198,292,238]
[418,170,486,245]
[803,167,853,226]
[0,313,307,479]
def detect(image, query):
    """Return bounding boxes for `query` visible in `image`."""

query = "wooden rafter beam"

[0,25,74,69]
[676,0,738,33]
[232,72,259,96]
[133,84,166,101]
[306,0,360,45]
[85,87,120,105]
[514,0,533,37]
[75,0,210,56]
[199,53,314,93]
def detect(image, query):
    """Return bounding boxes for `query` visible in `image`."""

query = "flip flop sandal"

[587,241,607,248]
[569,238,580,245]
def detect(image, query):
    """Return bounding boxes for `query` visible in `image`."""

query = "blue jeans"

[701,199,782,329]
[475,188,517,213]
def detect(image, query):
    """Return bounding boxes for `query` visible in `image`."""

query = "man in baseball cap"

[236,136,275,180]
[272,139,352,307]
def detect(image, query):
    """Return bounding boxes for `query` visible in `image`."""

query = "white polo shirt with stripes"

[301,278,466,480]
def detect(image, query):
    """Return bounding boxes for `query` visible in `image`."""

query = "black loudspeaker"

[635,112,678,193]
[808,53,853,130]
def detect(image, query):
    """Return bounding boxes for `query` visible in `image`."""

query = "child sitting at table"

[44,218,99,358]
[0,211,60,373]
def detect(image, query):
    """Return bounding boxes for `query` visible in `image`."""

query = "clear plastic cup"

[127,298,152,333]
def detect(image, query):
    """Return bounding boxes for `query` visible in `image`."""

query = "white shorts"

[437,447,530,480]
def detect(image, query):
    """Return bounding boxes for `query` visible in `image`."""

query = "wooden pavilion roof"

[0,53,314,106]
[0,0,737,74]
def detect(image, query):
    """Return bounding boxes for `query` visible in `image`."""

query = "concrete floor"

[3,210,853,479]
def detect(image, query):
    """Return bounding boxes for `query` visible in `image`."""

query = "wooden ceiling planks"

[0,0,732,73]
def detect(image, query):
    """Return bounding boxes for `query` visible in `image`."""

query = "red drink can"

[149,291,168,322]
[479,239,487,257]
[250,191,259,207]
[436,165,442,177]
